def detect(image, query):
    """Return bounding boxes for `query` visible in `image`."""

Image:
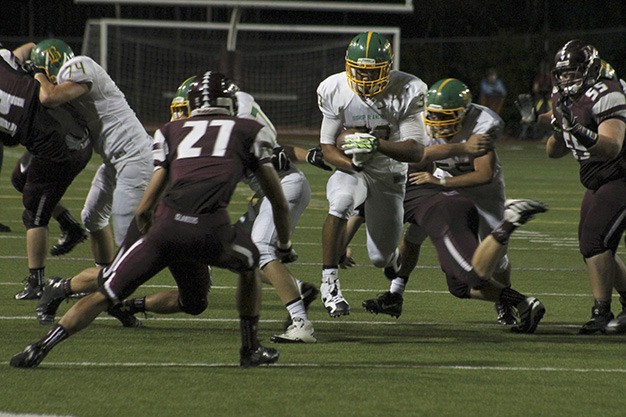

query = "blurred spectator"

[517,64,553,140]
[479,68,506,114]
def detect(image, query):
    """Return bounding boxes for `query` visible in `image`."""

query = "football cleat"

[0,222,11,232]
[36,276,68,325]
[320,279,350,317]
[14,275,43,300]
[271,318,317,344]
[504,199,548,227]
[511,297,545,334]
[50,222,88,256]
[283,282,319,330]
[606,311,626,335]
[578,306,614,335]
[10,343,48,368]
[606,296,626,334]
[107,303,143,328]
[495,302,517,325]
[362,291,403,318]
[240,346,280,368]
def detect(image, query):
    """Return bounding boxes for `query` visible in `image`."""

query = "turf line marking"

[0,315,588,329]
[38,361,626,373]
[0,413,75,417]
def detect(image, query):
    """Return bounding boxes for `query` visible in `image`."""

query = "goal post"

[82,18,401,133]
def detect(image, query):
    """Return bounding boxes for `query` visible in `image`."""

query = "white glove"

[341,133,379,155]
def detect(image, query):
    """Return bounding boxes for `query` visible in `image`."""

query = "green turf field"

[1,139,624,417]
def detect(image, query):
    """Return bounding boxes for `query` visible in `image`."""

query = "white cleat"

[320,279,350,317]
[270,318,317,343]
[504,199,548,226]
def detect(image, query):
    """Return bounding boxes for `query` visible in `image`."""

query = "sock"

[28,267,45,287]
[39,324,70,352]
[322,267,338,284]
[390,276,408,295]
[55,209,79,231]
[240,315,260,352]
[499,287,527,306]
[491,220,516,245]
[286,297,307,322]
[592,299,611,317]
[122,297,147,314]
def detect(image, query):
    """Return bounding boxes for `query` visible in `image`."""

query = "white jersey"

[430,103,506,231]
[317,70,428,175]
[236,90,300,194]
[431,103,504,180]
[57,56,152,160]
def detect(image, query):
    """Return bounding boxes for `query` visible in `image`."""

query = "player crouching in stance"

[11,72,292,368]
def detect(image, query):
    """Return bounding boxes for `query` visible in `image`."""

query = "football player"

[316,31,428,317]
[365,78,518,325]
[1,42,92,300]
[27,38,153,269]
[120,76,320,343]
[547,40,626,334]
[11,150,88,257]
[11,71,292,369]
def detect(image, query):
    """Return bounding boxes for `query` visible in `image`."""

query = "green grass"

[1,139,625,417]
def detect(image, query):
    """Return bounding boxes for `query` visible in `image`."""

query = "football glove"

[556,98,598,148]
[341,133,379,155]
[21,60,45,77]
[276,241,298,264]
[306,146,332,171]
[271,146,291,171]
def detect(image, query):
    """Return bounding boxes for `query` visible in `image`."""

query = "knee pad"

[81,206,110,234]
[178,296,208,316]
[328,192,357,220]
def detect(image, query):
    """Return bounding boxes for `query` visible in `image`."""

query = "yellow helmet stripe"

[437,78,455,93]
[366,32,373,58]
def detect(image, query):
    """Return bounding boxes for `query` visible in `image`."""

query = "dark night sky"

[1,0,625,41]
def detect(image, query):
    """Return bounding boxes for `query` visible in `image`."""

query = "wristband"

[439,177,446,186]
[569,124,599,149]
[277,240,292,250]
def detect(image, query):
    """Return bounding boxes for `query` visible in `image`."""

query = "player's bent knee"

[448,285,472,299]
[178,298,208,316]
[22,209,50,228]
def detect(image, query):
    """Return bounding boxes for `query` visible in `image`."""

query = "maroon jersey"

[0,49,71,160]
[153,113,275,215]
[551,78,626,190]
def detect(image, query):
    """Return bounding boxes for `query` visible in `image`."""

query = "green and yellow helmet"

[170,76,196,121]
[29,38,74,84]
[424,78,472,139]
[345,32,393,97]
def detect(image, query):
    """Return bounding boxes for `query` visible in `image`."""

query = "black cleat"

[10,343,48,368]
[0,222,11,233]
[240,346,280,368]
[578,306,614,335]
[283,282,319,329]
[14,276,42,300]
[495,302,517,325]
[107,303,143,328]
[362,291,403,318]
[50,223,87,256]
[511,297,545,334]
[36,277,68,324]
